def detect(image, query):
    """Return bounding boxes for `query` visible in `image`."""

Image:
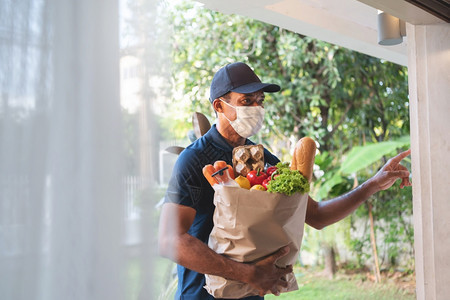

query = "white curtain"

[0,0,168,299]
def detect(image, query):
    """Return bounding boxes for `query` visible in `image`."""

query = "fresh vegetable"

[250,184,266,191]
[265,166,278,177]
[262,166,278,189]
[235,175,251,189]
[246,169,268,186]
[203,165,219,186]
[212,166,235,186]
[203,161,235,187]
[214,160,235,180]
[266,162,310,196]
[261,177,271,190]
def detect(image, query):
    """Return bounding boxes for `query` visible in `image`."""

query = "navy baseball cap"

[209,62,280,103]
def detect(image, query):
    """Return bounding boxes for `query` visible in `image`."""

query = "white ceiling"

[195,0,444,66]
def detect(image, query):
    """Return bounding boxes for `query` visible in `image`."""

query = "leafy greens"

[267,162,310,196]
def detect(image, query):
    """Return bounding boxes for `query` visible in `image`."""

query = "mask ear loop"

[219,98,235,123]
[219,98,235,108]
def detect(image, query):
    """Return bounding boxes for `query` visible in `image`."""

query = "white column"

[407,23,450,300]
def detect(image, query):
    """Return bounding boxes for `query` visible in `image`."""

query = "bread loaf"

[291,137,316,182]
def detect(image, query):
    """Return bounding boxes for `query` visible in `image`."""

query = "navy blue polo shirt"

[164,124,280,300]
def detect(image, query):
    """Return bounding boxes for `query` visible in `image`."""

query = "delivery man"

[158,62,411,299]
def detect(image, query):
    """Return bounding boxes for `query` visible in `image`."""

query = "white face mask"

[220,98,265,138]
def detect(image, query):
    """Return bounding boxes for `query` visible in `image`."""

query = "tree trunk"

[323,244,337,279]
[368,202,381,283]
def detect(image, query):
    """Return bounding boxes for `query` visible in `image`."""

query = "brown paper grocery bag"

[204,185,309,299]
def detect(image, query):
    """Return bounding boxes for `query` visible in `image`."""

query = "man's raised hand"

[372,149,411,191]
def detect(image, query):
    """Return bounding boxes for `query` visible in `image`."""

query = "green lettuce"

[266,162,310,196]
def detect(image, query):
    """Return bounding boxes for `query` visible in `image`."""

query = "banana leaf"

[315,172,344,201]
[339,136,410,175]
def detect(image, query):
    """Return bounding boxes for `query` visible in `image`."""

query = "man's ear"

[212,98,223,113]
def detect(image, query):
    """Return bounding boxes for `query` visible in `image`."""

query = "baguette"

[291,137,316,182]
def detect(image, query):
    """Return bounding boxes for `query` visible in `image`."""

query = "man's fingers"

[397,164,408,171]
[253,247,292,297]
[402,177,412,187]
[390,149,411,165]
[277,276,289,288]
[284,264,293,273]
[271,276,290,296]
[400,179,408,189]
[275,265,293,278]
[270,287,280,296]
[267,246,290,264]
[401,177,412,188]
[400,178,406,188]
[388,170,410,178]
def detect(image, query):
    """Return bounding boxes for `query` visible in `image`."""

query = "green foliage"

[371,186,414,268]
[340,136,410,175]
[313,151,352,202]
[165,0,410,149]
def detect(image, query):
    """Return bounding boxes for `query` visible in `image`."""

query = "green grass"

[128,259,415,300]
[266,267,415,300]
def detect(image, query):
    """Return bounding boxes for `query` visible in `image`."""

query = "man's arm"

[158,202,292,296]
[305,149,411,230]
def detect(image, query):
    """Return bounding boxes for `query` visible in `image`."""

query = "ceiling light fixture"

[377,10,406,46]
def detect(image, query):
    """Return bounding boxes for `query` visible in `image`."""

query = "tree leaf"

[339,136,410,175]
[316,172,344,201]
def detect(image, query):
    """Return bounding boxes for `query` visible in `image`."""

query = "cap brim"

[231,82,280,94]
